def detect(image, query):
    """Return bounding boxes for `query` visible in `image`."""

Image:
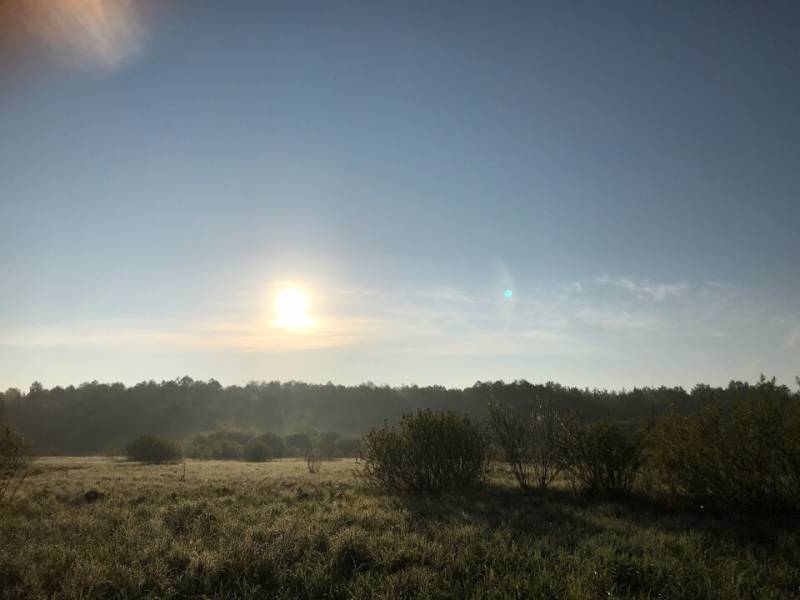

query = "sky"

[1,1,799,391]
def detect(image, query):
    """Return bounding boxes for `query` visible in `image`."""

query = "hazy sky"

[1,1,799,390]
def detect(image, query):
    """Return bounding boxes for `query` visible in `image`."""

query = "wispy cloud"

[562,281,584,294]
[596,275,688,301]
[2,276,789,373]
[0,315,386,353]
[574,307,660,331]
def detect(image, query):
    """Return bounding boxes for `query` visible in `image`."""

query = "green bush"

[560,418,644,498]
[244,442,272,462]
[186,430,249,460]
[313,432,340,460]
[0,424,32,505]
[125,434,182,464]
[649,382,800,512]
[284,432,313,456]
[334,435,362,458]
[487,400,565,489]
[359,410,489,494]
[187,430,286,461]
[253,432,287,459]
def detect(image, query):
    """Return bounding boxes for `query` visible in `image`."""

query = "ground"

[1,457,799,599]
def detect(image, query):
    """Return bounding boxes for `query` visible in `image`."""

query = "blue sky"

[1,1,798,390]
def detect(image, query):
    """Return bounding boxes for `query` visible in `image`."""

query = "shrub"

[313,432,340,459]
[252,432,287,459]
[306,450,321,474]
[649,382,800,512]
[560,418,644,498]
[487,400,564,489]
[359,409,489,494]
[334,435,362,458]
[284,432,313,456]
[186,430,251,460]
[126,434,182,464]
[244,442,272,462]
[187,430,287,461]
[216,441,245,460]
[0,424,32,505]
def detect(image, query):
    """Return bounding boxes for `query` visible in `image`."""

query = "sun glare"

[273,288,314,330]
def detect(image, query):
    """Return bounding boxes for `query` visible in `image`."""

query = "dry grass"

[2,457,799,598]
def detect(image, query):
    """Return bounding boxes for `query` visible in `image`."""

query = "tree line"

[1,375,797,456]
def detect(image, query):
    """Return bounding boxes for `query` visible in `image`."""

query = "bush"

[284,432,313,456]
[560,418,643,498]
[0,424,32,505]
[253,432,287,459]
[244,442,272,462]
[126,434,182,464]
[487,400,564,489]
[313,432,340,460]
[306,450,321,473]
[359,410,488,494]
[186,430,250,460]
[649,382,800,512]
[334,435,362,458]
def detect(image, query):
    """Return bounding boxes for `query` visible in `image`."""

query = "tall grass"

[1,457,798,599]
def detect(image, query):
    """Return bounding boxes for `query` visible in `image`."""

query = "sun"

[273,287,314,330]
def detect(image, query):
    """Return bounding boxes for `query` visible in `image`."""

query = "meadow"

[2,457,799,599]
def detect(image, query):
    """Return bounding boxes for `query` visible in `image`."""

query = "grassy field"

[2,458,799,599]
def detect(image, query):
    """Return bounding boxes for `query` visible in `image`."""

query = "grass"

[2,458,799,599]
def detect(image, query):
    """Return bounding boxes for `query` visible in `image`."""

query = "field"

[2,458,799,599]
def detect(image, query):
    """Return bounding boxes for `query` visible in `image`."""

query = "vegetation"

[1,457,799,598]
[3,376,800,596]
[333,435,362,458]
[560,419,645,498]
[0,424,32,507]
[487,399,564,489]
[306,449,322,474]
[126,435,182,464]
[359,410,488,494]
[186,429,253,460]
[186,429,355,462]
[285,432,313,455]
[649,376,800,512]
[0,377,763,456]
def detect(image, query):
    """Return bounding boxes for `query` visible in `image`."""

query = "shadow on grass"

[379,478,800,552]
[387,483,602,540]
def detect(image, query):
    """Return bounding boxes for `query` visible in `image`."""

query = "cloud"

[563,281,584,294]
[596,275,688,301]
[0,316,386,353]
[0,322,190,349]
[2,277,781,369]
[574,307,659,331]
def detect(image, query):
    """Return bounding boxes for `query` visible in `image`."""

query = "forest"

[2,375,797,456]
